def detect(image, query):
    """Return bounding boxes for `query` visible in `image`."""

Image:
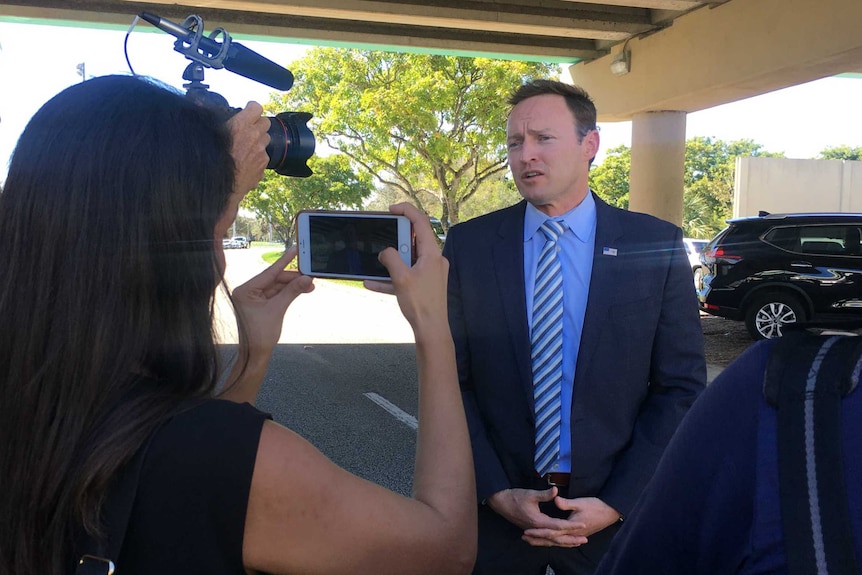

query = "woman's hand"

[228,102,270,195]
[231,247,314,356]
[365,203,449,331]
[221,248,313,404]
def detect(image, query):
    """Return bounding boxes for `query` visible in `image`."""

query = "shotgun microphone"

[139,11,294,91]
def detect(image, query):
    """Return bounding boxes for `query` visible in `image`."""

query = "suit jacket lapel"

[576,194,624,384]
[492,202,535,411]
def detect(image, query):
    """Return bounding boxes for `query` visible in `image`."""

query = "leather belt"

[537,472,570,487]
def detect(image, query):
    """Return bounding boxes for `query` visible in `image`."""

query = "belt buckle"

[540,472,569,487]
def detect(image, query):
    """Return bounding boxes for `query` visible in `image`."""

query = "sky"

[2,18,862,186]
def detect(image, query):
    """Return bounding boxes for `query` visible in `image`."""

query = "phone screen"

[307,214,400,278]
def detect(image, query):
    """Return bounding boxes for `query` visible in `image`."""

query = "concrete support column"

[628,111,687,226]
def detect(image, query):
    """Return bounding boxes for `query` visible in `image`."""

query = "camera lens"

[266,111,315,177]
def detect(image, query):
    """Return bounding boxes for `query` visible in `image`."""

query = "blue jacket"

[443,194,706,519]
[595,338,862,574]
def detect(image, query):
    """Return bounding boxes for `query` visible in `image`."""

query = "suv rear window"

[763,224,862,256]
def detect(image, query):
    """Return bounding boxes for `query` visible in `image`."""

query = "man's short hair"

[508,79,597,141]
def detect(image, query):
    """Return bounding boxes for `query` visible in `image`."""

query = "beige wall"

[733,156,862,217]
[568,0,862,122]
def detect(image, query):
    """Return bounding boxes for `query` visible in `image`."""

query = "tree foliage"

[241,154,373,245]
[269,48,556,227]
[365,172,522,222]
[588,145,630,209]
[817,145,862,161]
[226,214,261,241]
[589,137,783,238]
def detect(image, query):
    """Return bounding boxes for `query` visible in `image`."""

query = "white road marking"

[364,392,418,430]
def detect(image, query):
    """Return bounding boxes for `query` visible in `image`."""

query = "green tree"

[588,145,631,209]
[225,214,260,241]
[242,154,373,245]
[363,182,406,212]
[457,173,523,221]
[269,48,555,228]
[817,145,862,161]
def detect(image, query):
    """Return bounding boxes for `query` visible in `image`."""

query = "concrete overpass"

[2,0,860,224]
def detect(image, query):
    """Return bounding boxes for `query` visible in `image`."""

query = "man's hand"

[522,496,621,547]
[486,488,589,548]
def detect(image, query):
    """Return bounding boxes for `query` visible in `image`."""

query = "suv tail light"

[703,247,742,265]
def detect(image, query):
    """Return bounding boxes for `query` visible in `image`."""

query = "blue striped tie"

[532,219,567,477]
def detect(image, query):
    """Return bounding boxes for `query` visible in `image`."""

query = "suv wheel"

[693,267,704,289]
[744,292,805,340]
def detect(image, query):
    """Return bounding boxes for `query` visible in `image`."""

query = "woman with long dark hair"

[0,75,475,575]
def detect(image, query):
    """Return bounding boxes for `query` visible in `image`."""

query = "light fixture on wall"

[610,48,630,76]
[610,37,632,76]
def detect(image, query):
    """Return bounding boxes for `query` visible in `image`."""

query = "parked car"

[221,236,249,249]
[697,212,862,340]
[430,218,446,243]
[683,237,709,284]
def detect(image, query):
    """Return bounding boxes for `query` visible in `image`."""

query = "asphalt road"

[217,246,420,496]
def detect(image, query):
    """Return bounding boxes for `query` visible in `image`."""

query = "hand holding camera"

[227,102,271,194]
[140,11,315,178]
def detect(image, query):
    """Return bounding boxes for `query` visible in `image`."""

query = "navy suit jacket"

[443,194,706,519]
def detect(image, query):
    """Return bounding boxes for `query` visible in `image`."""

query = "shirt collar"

[524,191,596,243]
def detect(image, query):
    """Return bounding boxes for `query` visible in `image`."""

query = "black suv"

[697,212,862,340]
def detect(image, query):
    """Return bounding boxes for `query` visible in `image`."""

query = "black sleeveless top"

[117,400,270,573]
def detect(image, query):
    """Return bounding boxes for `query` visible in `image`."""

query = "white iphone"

[295,210,415,281]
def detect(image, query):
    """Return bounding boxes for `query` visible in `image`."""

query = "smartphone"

[296,210,414,280]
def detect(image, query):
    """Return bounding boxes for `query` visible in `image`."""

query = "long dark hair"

[0,75,236,574]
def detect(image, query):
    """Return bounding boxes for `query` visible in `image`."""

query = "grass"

[261,249,297,269]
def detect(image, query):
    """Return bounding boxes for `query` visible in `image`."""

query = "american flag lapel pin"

[602,247,618,256]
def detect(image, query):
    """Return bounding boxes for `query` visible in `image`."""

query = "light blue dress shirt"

[524,193,597,473]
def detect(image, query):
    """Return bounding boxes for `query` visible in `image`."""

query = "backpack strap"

[764,332,862,575]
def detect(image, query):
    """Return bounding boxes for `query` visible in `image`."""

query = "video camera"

[139,12,315,177]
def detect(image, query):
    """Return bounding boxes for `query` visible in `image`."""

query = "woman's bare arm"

[242,203,476,574]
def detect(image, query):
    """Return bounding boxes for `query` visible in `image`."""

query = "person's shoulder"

[153,399,271,450]
[702,340,774,406]
[618,208,679,234]
[180,398,271,421]
[138,399,272,496]
[594,195,680,236]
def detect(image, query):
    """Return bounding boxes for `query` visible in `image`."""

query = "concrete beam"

[114,0,651,40]
[566,0,862,121]
[0,1,603,60]
[569,0,705,8]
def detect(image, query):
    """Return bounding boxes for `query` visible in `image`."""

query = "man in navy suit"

[442,79,706,574]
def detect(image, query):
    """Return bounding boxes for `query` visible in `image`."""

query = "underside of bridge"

[2,0,860,224]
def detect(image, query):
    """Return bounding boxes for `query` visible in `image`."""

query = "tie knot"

[539,219,567,242]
